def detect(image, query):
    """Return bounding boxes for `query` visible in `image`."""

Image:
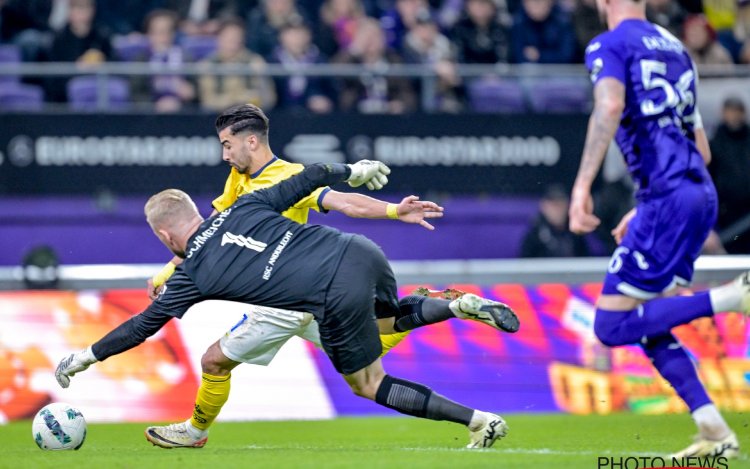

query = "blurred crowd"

[0,0,749,113]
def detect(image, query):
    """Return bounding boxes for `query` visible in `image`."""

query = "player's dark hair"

[215,104,270,141]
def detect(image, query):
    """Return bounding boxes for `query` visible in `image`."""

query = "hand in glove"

[55,346,98,388]
[347,160,391,190]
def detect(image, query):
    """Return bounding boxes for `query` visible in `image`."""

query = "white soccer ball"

[32,403,87,451]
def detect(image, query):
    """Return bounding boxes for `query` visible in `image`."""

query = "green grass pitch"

[4,413,749,469]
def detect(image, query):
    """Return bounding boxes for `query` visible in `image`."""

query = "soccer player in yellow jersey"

[144,104,516,448]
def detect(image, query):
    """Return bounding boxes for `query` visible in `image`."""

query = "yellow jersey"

[211,157,329,223]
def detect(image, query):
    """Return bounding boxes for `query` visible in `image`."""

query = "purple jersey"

[585,19,708,200]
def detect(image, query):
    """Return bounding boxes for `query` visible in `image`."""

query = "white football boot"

[669,432,739,460]
[145,421,208,449]
[467,412,509,449]
[450,293,520,333]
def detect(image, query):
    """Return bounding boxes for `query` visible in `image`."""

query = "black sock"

[375,375,474,425]
[394,296,455,332]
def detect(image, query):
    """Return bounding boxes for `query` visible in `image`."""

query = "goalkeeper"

[56,162,519,450]
[130,104,516,448]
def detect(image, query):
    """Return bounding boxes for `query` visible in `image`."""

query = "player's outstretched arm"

[570,77,624,235]
[58,270,202,388]
[55,308,172,388]
[252,162,391,214]
[321,192,444,230]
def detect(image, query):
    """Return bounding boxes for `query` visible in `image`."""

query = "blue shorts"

[602,180,717,299]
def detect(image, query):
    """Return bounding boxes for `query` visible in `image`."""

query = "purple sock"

[594,292,713,346]
[641,334,712,412]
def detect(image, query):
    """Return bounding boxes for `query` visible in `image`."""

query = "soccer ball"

[32,403,87,450]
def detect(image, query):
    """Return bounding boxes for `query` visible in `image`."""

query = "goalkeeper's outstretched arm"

[55,307,172,388]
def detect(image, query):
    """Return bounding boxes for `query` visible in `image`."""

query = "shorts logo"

[221,232,267,253]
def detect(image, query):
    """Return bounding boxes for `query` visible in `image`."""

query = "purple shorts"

[602,180,717,299]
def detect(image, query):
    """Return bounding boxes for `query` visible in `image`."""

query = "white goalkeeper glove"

[347,160,391,190]
[55,346,98,388]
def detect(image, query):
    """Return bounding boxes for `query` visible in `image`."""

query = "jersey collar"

[249,155,278,179]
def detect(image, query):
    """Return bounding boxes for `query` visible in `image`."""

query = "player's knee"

[200,351,222,375]
[348,380,379,400]
[347,373,385,400]
[200,344,236,376]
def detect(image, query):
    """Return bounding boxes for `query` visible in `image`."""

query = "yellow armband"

[152,261,176,288]
[386,203,399,220]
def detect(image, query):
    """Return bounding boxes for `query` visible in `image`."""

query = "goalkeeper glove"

[347,160,391,190]
[55,346,98,388]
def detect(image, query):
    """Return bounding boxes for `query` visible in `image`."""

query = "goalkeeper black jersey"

[92,163,354,360]
[154,163,354,319]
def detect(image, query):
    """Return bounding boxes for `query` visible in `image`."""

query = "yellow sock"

[379,331,411,357]
[190,372,231,431]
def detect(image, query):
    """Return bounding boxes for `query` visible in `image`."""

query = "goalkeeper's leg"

[345,358,508,449]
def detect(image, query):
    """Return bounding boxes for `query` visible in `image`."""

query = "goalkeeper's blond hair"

[145,189,200,232]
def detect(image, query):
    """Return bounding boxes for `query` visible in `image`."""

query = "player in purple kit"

[568,0,749,459]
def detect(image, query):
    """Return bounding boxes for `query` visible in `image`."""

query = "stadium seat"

[0,45,21,86]
[67,76,130,111]
[0,83,44,111]
[180,35,217,61]
[112,35,150,61]
[467,78,527,113]
[528,79,592,113]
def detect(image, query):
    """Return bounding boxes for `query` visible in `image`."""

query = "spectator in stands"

[198,18,275,111]
[333,18,417,113]
[709,97,750,253]
[403,9,463,112]
[44,0,112,102]
[133,9,196,112]
[246,0,305,58]
[701,0,746,62]
[511,0,577,64]
[163,0,254,36]
[451,0,510,64]
[0,0,54,61]
[521,185,590,258]
[94,0,164,36]
[646,0,686,38]
[380,0,431,51]
[316,0,367,57]
[682,14,734,66]
[572,0,604,58]
[270,18,334,114]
